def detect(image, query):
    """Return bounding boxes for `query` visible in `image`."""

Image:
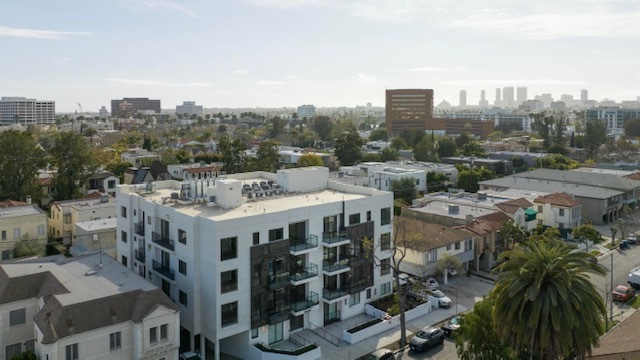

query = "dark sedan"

[409,326,445,352]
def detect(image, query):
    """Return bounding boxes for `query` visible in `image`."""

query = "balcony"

[289,234,319,254]
[322,287,349,301]
[134,247,145,262]
[268,308,291,324]
[322,229,350,246]
[291,291,319,313]
[290,263,318,284]
[152,232,175,251]
[152,260,175,280]
[269,272,291,289]
[322,258,350,274]
[134,221,145,236]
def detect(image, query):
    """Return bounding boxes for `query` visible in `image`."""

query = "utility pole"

[610,252,614,326]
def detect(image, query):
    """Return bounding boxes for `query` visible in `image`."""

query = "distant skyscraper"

[503,87,515,108]
[385,89,434,133]
[0,97,55,126]
[297,104,316,119]
[560,94,574,107]
[495,88,502,106]
[516,87,527,106]
[479,90,489,108]
[99,106,109,118]
[459,90,467,107]
[581,89,588,103]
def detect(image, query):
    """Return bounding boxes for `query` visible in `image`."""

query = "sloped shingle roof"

[396,216,474,252]
[457,212,512,236]
[534,192,582,207]
[495,198,533,214]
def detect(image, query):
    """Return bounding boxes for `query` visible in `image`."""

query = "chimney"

[66,318,74,333]
[465,214,474,225]
[26,196,32,205]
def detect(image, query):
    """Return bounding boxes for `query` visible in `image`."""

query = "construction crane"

[77,103,83,115]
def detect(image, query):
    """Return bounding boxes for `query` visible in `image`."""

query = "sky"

[2,0,640,112]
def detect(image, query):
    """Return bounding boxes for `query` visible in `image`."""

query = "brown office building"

[386,89,434,133]
[111,97,161,118]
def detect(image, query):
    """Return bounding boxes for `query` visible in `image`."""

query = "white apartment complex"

[117,167,394,360]
[0,253,179,360]
[0,97,55,126]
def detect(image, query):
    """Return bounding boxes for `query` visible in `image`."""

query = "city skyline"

[2,0,640,112]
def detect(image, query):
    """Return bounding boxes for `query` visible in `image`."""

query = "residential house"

[588,309,640,359]
[70,218,117,258]
[121,149,162,167]
[167,163,225,181]
[88,172,120,197]
[0,205,47,262]
[533,192,583,238]
[0,253,179,360]
[124,161,171,185]
[49,193,116,245]
[456,212,513,271]
[116,166,393,360]
[494,197,537,232]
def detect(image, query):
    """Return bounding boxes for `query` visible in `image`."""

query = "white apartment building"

[0,253,179,360]
[116,167,394,360]
[49,194,116,245]
[358,163,426,192]
[0,97,55,126]
[533,192,583,238]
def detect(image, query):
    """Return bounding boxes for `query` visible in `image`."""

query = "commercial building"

[385,89,434,133]
[502,87,515,108]
[116,167,394,359]
[586,107,640,134]
[0,253,179,360]
[0,97,55,126]
[459,90,467,107]
[296,105,316,119]
[0,204,47,262]
[111,98,161,118]
[516,87,527,107]
[176,101,204,116]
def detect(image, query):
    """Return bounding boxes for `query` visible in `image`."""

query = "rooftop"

[75,218,118,232]
[52,196,115,210]
[396,217,473,251]
[0,204,45,218]
[515,168,640,192]
[589,310,640,359]
[408,200,499,220]
[573,167,638,177]
[534,192,582,207]
[480,176,623,200]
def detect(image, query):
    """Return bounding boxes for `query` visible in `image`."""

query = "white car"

[432,290,452,307]
[448,268,458,276]
[424,277,439,290]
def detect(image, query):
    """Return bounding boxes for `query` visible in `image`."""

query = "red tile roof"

[0,200,28,208]
[495,198,533,214]
[624,172,640,181]
[534,192,581,207]
[39,178,52,186]
[456,212,512,236]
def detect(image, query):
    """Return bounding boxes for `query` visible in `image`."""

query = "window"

[366,288,372,299]
[269,228,284,242]
[253,264,261,285]
[108,180,116,188]
[427,249,437,263]
[6,343,21,359]
[559,208,565,216]
[380,258,391,276]
[10,308,26,326]
[66,343,79,360]
[366,211,371,222]
[179,290,188,306]
[380,282,391,296]
[538,205,543,213]
[121,206,127,218]
[455,241,461,250]
[221,270,238,293]
[25,340,34,353]
[558,223,564,229]
[13,228,20,239]
[64,214,72,224]
[381,233,391,251]
[122,255,128,267]
[38,225,45,236]
[1,230,5,240]
[179,260,187,275]
[161,324,168,341]
[221,302,238,327]
[252,328,259,339]
[349,292,361,306]
[381,207,391,225]
[121,230,127,243]
[349,213,361,225]
[1,250,9,260]
[253,232,260,245]
[446,244,451,251]
[221,236,237,261]
[465,239,472,251]
[110,331,122,350]
[150,327,157,344]
[178,229,187,245]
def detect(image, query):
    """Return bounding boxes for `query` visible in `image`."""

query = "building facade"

[176,101,204,116]
[116,167,394,360]
[49,194,116,245]
[111,98,161,118]
[0,97,55,126]
[296,105,316,119]
[385,89,434,133]
[0,204,47,262]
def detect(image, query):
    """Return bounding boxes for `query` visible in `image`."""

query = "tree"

[455,296,516,360]
[434,253,463,280]
[610,226,618,247]
[390,177,418,205]
[14,238,44,258]
[253,140,280,172]
[297,154,324,167]
[456,166,496,192]
[531,112,555,149]
[426,171,450,193]
[334,132,363,166]
[546,144,568,156]
[571,222,603,252]
[413,137,439,162]
[510,156,528,172]
[49,132,99,201]
[10,351,37,360]
[500,220,526,250]
[455,131,473,148]
[0,130,46,201]
[368,128,388,141]
[313,116,333,141]
[390,136,408,150]
[268,116,286,138]
[380,147,399,161]
[623,118,640,137]
[436,137,457,158]
[194,152,221,164]
[219,135,247,174]
[584,120,608,159]
[536,154,580,170]
[217,124,227,134]
[458,141,486,157]
[492,238,606,359]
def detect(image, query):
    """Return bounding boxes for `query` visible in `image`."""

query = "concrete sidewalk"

[318,305,468,360]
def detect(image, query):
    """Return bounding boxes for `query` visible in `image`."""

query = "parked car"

[629,268,640,289]
[442,315,461,336]
[366,348,395,360]
[179,351,202,360]
[613,285,635,302]
[424,277,439,290]
[448,268,458,276]
[431,290,452,307]
[627,235,638,245]
[409,326,445,352]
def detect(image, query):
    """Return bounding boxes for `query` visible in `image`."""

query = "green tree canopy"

[368,128,388,141]
[219,135,247,174]
[253,140,280,172]
[0,130,46,201]
[493,238,606,359]
[49,132,99,201]
[623,118,640,137]
[536,154,579,170]
[297,154,324,167]
[426,171,450,193]
[413,137,439,162]
[380,147,399,162]
[584,120,608,158]
[436,136,457,158]
[571,222,603,251]
[390,177,418,204]
[390,136,408,150]
[313,116,333,141]
[334,132,363,166]
[456,166,496,192]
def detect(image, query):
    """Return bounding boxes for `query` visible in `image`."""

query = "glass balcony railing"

[322,287,349,300]
[268,272,291,288]
[322,229,349,244]
[291,291,319,312]
[290,263,318,282]
[289,235,319,253]
[134,247,145,262]
[322,258,350,273]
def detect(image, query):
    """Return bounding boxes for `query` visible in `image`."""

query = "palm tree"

[492,238,606,359]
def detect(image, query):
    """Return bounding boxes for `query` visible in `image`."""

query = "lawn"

[627,296,640,309]
[590,249,602,256]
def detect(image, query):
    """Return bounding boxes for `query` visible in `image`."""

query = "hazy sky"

[2,0,640,112]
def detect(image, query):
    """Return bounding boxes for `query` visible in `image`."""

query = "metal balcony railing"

[134,247,145,262]
[134,221,145,236]
[152,232,175,251]
[152,260,175,280]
